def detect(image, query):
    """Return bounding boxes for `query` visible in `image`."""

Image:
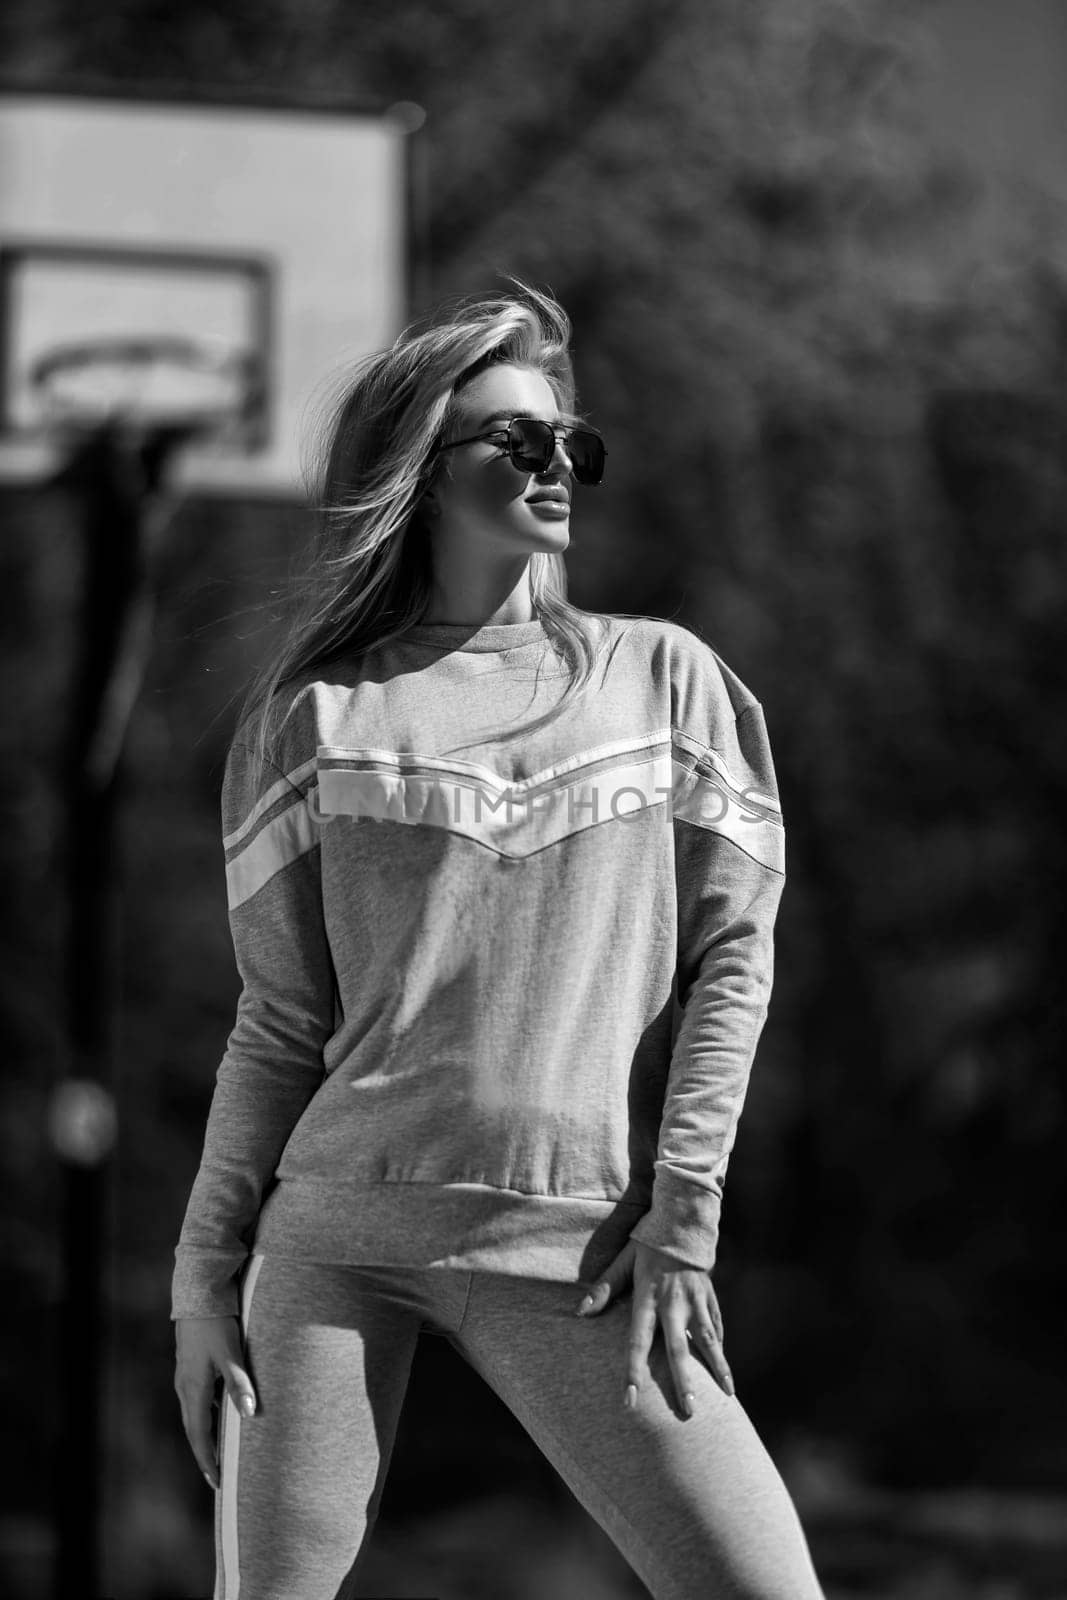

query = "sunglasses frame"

[432,417,607,486]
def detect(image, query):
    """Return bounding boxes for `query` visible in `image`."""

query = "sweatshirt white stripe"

[671,727,781,815]
[222,737,785,907]
[222,757,318,851]
[671,759,785,873]
[226,797,319,911]
[315,750,674,857]
[315,727,674,796]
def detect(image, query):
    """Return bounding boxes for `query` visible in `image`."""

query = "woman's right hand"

[174,1316,258,1491]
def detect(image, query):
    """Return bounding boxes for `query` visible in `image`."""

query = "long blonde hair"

[237,278,612,773]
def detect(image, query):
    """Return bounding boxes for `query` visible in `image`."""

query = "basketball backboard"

[0,87,417,499]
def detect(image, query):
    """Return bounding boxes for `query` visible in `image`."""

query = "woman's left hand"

[575,1238,734,1414]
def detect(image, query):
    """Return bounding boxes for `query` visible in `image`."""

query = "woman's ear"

[421,487,441,519]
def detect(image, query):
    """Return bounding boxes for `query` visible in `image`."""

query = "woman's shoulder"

[591,610,762,718]
[229,668,323,775]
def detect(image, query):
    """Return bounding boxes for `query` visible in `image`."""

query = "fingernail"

[623,1383,638,1409]
[576,1295,594,1316]
[683,1391,695,1418]
[239,1395,256,1417]
[203,1471,218,1491]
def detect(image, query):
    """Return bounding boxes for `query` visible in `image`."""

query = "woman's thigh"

[214,1253,426,1600]
[450,1273,825,1600]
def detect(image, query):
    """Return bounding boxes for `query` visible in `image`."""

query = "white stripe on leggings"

[216,1252,265,1600]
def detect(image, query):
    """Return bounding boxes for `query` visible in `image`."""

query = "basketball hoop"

[31,335,260,445]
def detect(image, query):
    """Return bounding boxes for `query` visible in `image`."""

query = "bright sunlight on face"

[429,364,573,562]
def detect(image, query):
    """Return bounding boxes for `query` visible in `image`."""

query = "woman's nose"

[543,434,573,478]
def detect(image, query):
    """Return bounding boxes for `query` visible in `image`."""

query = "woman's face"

[426,363,574,558]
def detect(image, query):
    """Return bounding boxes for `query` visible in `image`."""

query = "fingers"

[662,1310,703,1417]
[174,1316,258,1493]
[574,1239,636,1317]
[624,1293,658,1409]
[175,1375,222,1490]
[688,1321,735,1398]
[176,1371,256,1492]
[223,1358,258,1421]
[575,1280,611,1317]
[576,1252,735,1415]
[623,1289,736,1417]
[705,1277,725,1344]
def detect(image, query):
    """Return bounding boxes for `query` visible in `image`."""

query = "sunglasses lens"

[506,419,606,485]
[567,430,606,486]
[508,418,555,472]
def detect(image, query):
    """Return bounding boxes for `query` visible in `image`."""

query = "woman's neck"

[421,566,535,626]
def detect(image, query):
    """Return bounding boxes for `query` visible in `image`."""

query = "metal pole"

[47,421,185,1600]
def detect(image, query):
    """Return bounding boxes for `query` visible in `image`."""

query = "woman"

[172,281,825,1600]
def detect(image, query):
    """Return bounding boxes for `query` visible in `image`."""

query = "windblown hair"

[236,278,611,775]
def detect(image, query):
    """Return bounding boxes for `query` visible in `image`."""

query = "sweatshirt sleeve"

[628,700,785,1273]
[171,733,334,1319]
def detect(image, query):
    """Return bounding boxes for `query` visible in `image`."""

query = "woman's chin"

[526,521,571,554]
[488,516,571,558]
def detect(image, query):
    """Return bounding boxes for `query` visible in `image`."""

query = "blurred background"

[2,2,1067,1597]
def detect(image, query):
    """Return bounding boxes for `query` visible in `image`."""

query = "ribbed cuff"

[171,1246,247,1321]
[627,1168,722,1272]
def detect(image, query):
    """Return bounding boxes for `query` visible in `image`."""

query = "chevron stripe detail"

[222,727,785,906]
[316,746,673,858]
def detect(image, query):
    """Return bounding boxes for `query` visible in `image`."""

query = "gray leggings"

[213,1252,825,1600]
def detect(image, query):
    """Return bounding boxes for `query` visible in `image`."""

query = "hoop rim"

[31,334,256,390]
[28,335,260,436]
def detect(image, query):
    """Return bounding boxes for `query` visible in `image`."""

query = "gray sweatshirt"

[171,614,785,1319]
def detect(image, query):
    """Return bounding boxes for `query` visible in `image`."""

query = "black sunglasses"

[432,417,607,486]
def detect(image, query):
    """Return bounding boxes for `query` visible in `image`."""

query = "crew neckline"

[401,618,549,654]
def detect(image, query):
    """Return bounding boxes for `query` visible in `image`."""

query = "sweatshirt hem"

[250,1177,651,1285]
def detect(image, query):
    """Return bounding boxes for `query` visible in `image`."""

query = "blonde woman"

[172,282,825,1600]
